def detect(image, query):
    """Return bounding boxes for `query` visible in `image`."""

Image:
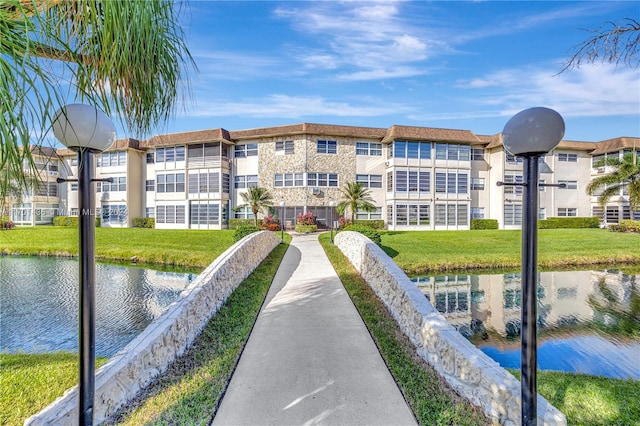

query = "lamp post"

[52,104,116,426]
[500,107,564,426]
[280,201,285,243]
[329,201,335,243]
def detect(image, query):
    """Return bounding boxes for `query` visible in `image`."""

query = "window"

[35,182,58,197]
[394,204,430,225]
[70,183,78,191]
[434,203,468,226]
[470,177,485,191]
[145,207,155,218]
[504,204,522,226]
[157,173,185,193]
[393,141,431,159]
[146,152,155,164]
[606,207,619,223]
[386,172,393,192]
[188,172,220,194]
[356,174,383,188]
[356,142,382,156]
[317,140,337,154]
[145,180,155,191]
[274,173,304,187]
[471,148,484,161]
[435,143,470,161]
[190,203,220,225]
[307,173,338,187]
[356,207,383,220]
[156,205,186,224]
[234,143,258,158]
[101,204,127,224]
[505,152,523,164]
[234,206,254,220]
[98,151,126,167]
[435,171,468,194]
[188,143,223,167]
[539,208,546,220]
[558,180,578,190]
[503,174,524,195]
[558,153,578,162]
[557,208,577,217]
[471,207,485,219]
[275,140,294,155]
[235,175,258,188]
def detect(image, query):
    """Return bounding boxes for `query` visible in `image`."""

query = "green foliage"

[353,219,385,230]
[52,216,78,226]
[294,224,317,234]
[133,217,155,228]
[538,216,600,229]
[296,211,316,225]
[233,225,261,242]
[337,181,376,223]
[343,224,382,246]
[228,218,255,230]
[609,219,640,233]
[1,215,15,229]
[0,353,108,426]
[470,219,499,230]
[236,187,274,226]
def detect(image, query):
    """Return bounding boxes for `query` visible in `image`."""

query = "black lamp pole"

[329,203,334,243]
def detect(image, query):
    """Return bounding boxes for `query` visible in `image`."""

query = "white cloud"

[188,94,415,119]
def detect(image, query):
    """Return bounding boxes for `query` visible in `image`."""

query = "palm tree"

[1,0,196,199]
[587,151,640,212]
[237,187,274,226]
[336,181,376,224]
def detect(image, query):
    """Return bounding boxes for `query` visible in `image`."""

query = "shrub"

[343,224,382,246]
[229,218,255,230]
[133,217,155,228]
[353,219,385,230]
[260,215,281,231]
[53,216,78,226]
[610,220,640,233]
[1,216,15,230]
[471,219,499,230]
[338,216,352,229]
[297,211,316,225]
[295,224,317,234]
[538,217,600,229]
[233,225,261,242]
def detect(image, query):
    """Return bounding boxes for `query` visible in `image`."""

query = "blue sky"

[140,1,640,142]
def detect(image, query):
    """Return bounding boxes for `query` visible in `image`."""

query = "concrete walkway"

[212,233,417,426]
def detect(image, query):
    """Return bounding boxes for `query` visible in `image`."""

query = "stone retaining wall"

[25,230,280,426]
[334,231,566,426]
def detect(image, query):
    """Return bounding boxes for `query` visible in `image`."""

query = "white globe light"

[502,107,565,156]
[280,201,286,207]
[52,104,116,152]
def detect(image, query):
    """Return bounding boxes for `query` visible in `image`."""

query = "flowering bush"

[1,216,15,230]
[297,211,316,225]
[338,215,351,229]
[260,215,281,231]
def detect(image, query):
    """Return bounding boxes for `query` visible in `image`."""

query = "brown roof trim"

[590,137,640,155]
[229,123,387,140]
[382,125,482,144]
[141,128,233,148]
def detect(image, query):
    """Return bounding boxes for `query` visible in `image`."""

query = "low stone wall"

[334,231,566,426]
[25,231,280,426]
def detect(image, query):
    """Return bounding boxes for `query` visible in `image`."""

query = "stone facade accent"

[24,231,280,426]
[334,231,567,426]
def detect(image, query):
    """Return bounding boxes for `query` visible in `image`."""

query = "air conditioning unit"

[597,167,605,173]
[311,187,321,195]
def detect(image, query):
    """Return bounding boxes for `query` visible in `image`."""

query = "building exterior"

[8,123,640,230]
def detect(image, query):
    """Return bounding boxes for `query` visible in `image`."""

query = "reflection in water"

[412,270,640,379]
[0,257,195,357]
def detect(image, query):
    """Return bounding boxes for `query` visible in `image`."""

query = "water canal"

[412,269,640,380]
[0,257,195,357]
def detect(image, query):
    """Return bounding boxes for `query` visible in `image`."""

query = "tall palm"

[336,181,376,223]
[1,0,196,198]
[238,186,274,226]
[587,151,640,211]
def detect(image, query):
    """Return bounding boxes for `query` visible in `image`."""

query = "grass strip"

[103,236,289,425]
[318,233,489,425]
[509,370,640,426]
[381,229,640,274]
[0,227,236,269]
[0,353,108,426]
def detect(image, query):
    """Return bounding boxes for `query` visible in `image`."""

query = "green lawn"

[381,229,640,274]
[0,227,235,269]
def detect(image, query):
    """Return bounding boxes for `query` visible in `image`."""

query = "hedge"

[353,219,385,230]
[53,216,101,227]
[609,220,640,233]
[233,225,261,242]
[342,224,382,246]
[471,219,499,230]
[133,217,155,228]
[538,217,600,229]
[229,218,256,230]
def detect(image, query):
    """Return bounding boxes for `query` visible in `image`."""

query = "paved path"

[212,233,417,426]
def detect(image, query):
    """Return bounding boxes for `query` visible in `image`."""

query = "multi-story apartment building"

[7,123,640,230]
